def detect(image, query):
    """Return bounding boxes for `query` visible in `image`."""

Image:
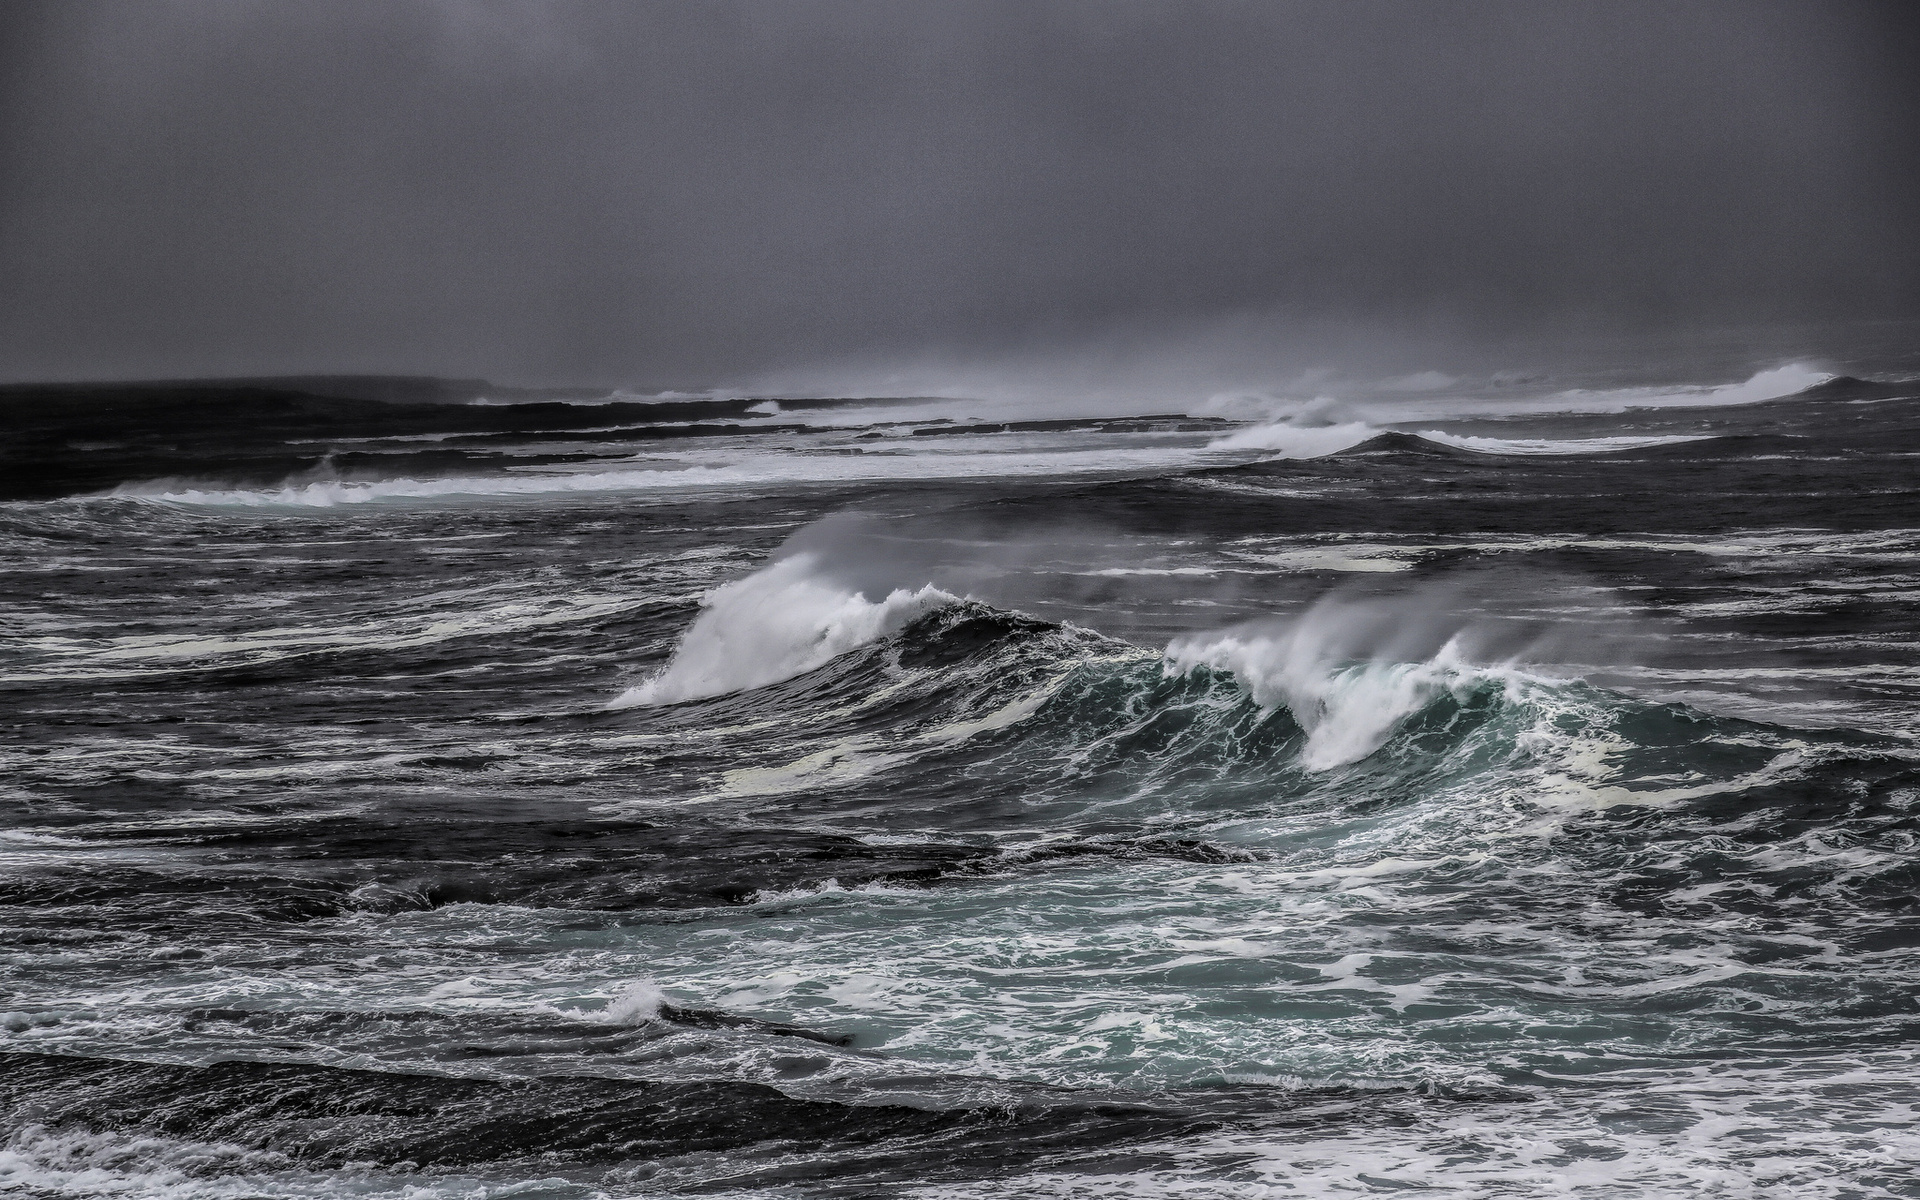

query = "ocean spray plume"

[605,509,1135,709]
[610,552,957,707]
[1165,578,1626,770]
[1207,396,1378,457]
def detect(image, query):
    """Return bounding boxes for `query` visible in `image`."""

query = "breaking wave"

[1207,413,1379,457]
[1524,361,1835,415]
[611,553,958,707]
[1167,629,1530,772]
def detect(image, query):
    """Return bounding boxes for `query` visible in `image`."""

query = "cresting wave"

[1541,361,1835,413]
[1209,407,1712,458]
[1203,362,1837,454]
[611,552,958,707]
[1167,615,1545,773]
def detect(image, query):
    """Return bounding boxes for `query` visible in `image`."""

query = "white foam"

[0,1123,573,1198]
[1417,431,1712,455]
[1213,422,1711,460]
[604,980,667,1023]
[111,442,1235,507]
[1245,546,1415,573]
[610,553,957,707]
[716,739,914,797]
[1205,391,1719,460]
[1206,397,1379,457]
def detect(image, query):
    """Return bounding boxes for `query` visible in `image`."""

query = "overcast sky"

[1,0,1915,387]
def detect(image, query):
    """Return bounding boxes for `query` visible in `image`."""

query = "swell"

[613,579,1913,834]
[7,588,1912,953]
[1213,424,1714,459]
[0,1050,1436,1179]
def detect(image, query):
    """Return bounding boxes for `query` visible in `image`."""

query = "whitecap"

[610,552,957,707]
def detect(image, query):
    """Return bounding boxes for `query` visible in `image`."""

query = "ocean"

[4,356,1920,1197]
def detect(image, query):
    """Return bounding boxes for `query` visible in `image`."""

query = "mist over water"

[3,2,1917,384]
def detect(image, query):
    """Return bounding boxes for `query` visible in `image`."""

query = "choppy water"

[4,363,1920,1197]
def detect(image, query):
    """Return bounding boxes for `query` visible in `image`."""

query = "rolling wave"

[609,554,1847,817]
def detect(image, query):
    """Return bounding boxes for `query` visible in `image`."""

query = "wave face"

[5,360,1920,1197]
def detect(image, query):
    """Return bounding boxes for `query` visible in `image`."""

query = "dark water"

[4,364,1920,1197]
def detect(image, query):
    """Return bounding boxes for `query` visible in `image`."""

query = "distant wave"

[110,444,1221,506]
[1210,414,1711,460]
[1483,362,1834,417]
[1414,431,1712,455]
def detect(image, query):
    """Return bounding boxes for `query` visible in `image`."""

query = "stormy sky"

[1,0,1916,387]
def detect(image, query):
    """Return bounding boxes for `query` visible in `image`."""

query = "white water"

[1208,417,1379,457]
[1537,361,1833,414]
[112,443,1225,507]
[611,553,957,707]
[1167,590,1568,770]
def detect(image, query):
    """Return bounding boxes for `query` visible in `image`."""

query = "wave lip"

[611,552,958,707]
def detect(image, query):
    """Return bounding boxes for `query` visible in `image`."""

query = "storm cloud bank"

[1,0,1915,386]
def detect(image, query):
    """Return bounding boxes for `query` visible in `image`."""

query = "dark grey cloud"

[1,0,1915,385]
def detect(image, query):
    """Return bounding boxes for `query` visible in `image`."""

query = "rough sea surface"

[4,360,1920,1197]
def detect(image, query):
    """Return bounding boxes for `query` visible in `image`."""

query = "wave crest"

[611,553,958,707]
[1165,589,1570,770]
[1207,397,1714,460]
[1207,397,1378,456]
